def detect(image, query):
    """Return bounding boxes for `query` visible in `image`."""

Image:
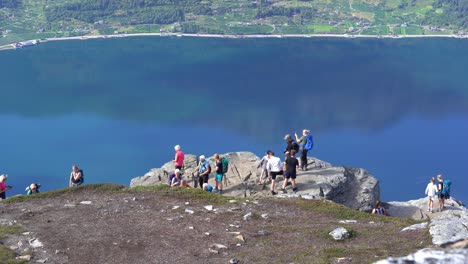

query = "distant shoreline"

[1,32,467,51]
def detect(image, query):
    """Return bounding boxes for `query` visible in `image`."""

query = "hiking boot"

[271,191,277,196]
[293,187,298,192]
[218,190,223,195]
[214,187,219,192]
[281,189,287,194]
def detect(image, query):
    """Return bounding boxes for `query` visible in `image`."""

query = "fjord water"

[0,37,467,203]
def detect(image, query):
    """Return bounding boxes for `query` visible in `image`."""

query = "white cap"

[199,155,205,160]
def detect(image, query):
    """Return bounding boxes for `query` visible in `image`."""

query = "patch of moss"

[1,184,126,204]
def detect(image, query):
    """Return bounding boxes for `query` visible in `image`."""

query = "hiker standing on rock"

[173,145,185,170]
[437,174,446,212]
[425,177,438,213]
[214,154,224,195]
[267,151,283,196]
[295,129,313,171]
[257,151,270,185]
[69,165,84,187]
[0,174,12,200]
[192,155,211,189]
[281,149,299,194]
[283,134,299,157]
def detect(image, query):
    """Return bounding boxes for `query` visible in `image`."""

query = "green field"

[0,0,467,45]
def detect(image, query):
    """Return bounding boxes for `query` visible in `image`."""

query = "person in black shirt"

[283,134,299,157]
[281,149,299,193]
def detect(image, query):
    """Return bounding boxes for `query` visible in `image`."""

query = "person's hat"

[284,134,291,140]
[199,155,205,160]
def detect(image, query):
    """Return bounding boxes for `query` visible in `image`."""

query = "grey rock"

[230,258,240,264]
[329,227,350,241]
[373,248,468,264]
[29,238,43,248]
[401,222,428,232]
[261,213,269,219]
[430,210,468,246]
[130,152,380,212]
[258,230,269,236]
[339,220,357,224]
[243,212,253,221]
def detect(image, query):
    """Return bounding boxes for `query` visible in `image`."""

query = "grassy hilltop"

[0,184,431,263]
[0,0,467,45]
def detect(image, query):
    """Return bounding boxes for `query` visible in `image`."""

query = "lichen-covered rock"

[430,210,468,246]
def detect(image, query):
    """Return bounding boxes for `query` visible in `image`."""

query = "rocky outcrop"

[374,248,468,264]
[388,197,468,246]
[130,152,379,212]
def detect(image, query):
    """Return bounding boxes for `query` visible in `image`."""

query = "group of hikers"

[167,129,315,196]
[0,164,84,200]
[425,174,451,213]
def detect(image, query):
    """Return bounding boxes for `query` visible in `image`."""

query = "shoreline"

[1,32,467,51]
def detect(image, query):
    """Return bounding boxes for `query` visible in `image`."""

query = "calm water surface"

[0,37,467,202]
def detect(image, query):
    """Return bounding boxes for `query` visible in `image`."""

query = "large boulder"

[374,248,468,264]
[387,197,468,246]
[130,152,379,212]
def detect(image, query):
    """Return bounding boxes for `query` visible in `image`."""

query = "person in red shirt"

[173,145,185,170]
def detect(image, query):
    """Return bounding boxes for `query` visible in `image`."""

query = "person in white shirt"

[266,151,283,195]
[425,177,438,213]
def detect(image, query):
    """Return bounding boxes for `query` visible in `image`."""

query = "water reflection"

[0,38,467,140]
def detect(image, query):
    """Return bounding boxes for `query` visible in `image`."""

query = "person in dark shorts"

[266,151,283,195]
[214,154,224,194]
[281,149,299,193]
[437,174,445,212]
[192,155,211,189]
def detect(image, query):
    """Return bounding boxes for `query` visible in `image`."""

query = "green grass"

[129,184,243,205]
[0,0,463,45]
[0,225,28,264]
[1,184,125,204]
[295,199,417,225]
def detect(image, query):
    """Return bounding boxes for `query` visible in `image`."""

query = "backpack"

[441,179,451,197]
[221,157,229,174]
[304,134,314,151]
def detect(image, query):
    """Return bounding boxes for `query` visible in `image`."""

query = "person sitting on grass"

[69,164,84,187]
[169,169,183,187]
[371,200,387,215]
[25,183,41,195]
[0,174,12,200]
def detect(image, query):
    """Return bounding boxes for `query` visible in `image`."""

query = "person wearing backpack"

[437,174,451,212]
[214,154,224,194]
[69,164,84,187]
[295,129,313,171]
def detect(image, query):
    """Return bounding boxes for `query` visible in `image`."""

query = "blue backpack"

[441,179,451,197]
[304,134,314,151]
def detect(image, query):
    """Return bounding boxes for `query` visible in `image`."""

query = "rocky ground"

[0,184,435,264]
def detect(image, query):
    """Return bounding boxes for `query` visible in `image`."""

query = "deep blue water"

[0,37,467,203]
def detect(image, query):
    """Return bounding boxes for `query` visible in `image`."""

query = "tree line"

[44,0,212,25]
